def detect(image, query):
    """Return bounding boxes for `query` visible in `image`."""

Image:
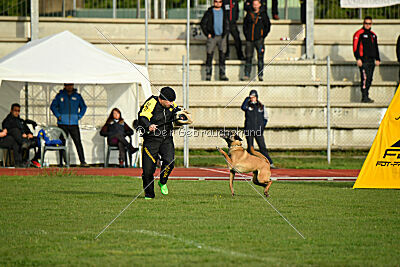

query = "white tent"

[0,30,152,165]
[341,0,400,8]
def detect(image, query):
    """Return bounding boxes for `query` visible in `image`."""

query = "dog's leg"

[264,180,273,197]
[216,146,233,166]
[252,171,259,184]
[257,168,272,197]
[229,170,235,196]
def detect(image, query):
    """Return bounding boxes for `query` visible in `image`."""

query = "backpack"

[37,129,63,146]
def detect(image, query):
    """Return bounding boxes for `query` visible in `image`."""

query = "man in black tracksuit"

[242,0,271,81]
[200,0,230,81]
[241,90,276,168]
[138,87,178,199]
[353,16,380,103]
[223,0,244,60]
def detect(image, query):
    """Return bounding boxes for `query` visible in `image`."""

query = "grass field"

[1,175,399,266]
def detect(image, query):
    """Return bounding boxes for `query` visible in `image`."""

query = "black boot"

[361,89,374,103]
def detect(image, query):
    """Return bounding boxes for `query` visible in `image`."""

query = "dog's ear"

[234,134,243,141]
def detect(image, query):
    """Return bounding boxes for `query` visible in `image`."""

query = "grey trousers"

[206,35,227,77]
[245,39,265,78]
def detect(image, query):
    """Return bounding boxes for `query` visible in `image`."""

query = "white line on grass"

[95,159,176,240]
[125,229,273,262]
[221,159,306,239]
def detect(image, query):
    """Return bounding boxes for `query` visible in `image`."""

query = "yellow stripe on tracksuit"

[144,147,156,163]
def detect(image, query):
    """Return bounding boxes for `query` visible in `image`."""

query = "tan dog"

[217,131,272,197]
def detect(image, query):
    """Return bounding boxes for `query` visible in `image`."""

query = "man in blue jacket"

[50,83,89,167]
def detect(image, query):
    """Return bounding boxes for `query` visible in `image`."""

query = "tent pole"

[135,83,141,167]
[25,82,29,119]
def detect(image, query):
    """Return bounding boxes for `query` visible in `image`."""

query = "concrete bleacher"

[0,17,399,149]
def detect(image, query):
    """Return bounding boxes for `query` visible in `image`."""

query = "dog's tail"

[249,146,271,165]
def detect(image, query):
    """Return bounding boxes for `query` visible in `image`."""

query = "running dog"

[217,131,272,197]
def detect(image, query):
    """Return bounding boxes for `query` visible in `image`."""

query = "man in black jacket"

[396,34,400,83]
[200,0,230,81]
[241,90,276,168]
[353,16,381,103]
[138,87,179,199]
[223,0,244,60]
[242,0,271,81]
[245,0,279,20]
[2,103,40,167]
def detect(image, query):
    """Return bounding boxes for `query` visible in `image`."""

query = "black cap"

[249,90,258,97]
[159,86,176,102]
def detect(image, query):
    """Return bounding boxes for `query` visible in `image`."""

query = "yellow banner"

[353,85,400,189]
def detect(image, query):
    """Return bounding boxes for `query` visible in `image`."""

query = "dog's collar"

[229,145,243,152]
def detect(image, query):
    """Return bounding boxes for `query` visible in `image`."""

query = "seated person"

[100,108,138,168]
[2,103,41,168]
[0,128,23,167]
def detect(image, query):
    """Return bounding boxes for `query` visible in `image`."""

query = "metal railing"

[1,0,399,19]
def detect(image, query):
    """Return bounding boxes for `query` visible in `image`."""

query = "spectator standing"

[241,90,276,168]
[200,0,230,81]
[242,0,271,81]
[50,83,89,167]
[100,108,138,168]
[300,0,306,24]
[245,0,280,20]
[223,0,245,60]
[396,34,400,83]
[353,16,380,103]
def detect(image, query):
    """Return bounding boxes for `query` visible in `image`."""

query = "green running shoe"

[158,181,168,195]
[145,197,154,200]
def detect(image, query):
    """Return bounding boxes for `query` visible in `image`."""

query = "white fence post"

[30,0,39,40]
[327,56,331,164]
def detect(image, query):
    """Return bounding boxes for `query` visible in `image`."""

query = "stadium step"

[0,38,397,83]
[2,17,397,43]
[148,81,397,105]
[0,17,399,61]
